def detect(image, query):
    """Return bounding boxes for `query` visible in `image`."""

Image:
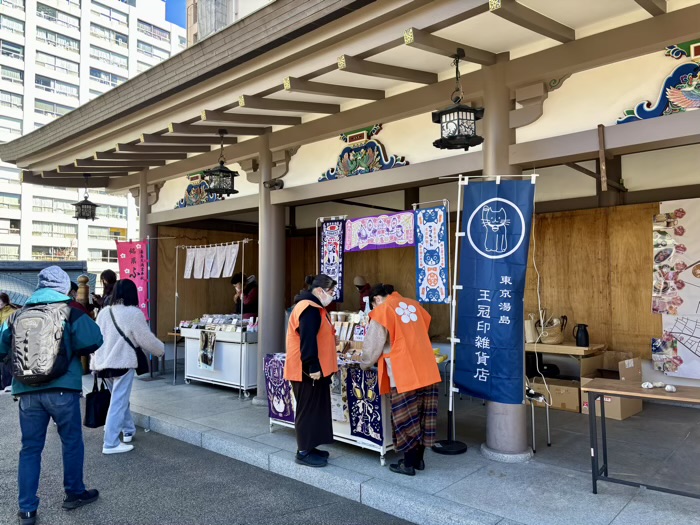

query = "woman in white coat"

[92,279,165,454]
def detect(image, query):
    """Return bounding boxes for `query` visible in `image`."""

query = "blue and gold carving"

[319,124,408,182]
[175,172,221,208]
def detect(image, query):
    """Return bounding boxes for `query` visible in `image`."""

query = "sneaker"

[311,447,329,459]
[62,489,99,510]
[102,443,134,455]
[295,451,328,468]
[389,459,416,476]
[17,511,36,525]
[123,432,134,443]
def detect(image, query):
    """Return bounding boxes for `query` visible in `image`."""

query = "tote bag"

[84,375,111,428]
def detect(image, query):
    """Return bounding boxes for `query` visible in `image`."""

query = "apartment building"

[185,0,273,45]
[0,0,184,287]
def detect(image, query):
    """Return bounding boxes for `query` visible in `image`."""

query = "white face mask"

[319,289,333,307]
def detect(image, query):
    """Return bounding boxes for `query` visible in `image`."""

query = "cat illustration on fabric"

[481,205,510,254]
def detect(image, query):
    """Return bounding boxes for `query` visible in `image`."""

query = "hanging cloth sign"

[346,367,383,446]
[203,246,217,279]
[454,180,534,404]
[117,240,150,321]
[210,245,227,278]
[184,248,196,279]
[198,331,216,370]
[264,354,295,423]
[345,211,415,252]
[320,220,345,302]
[193,247,205,279]
[415,206,450,304]
[222,243,240,279]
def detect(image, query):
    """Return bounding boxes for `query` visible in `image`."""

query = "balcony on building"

[36,26,80,56]
[0,88,23,119]
[35,73,80,104]
[0,0,25,17]
[0,38,24,71]
[91,1,128,32]
[36,2,81,39]
[0,191,21,221]
[34,98,75,123]
[89,66,126,90]
[0,217,21,249]
[0,14,25,47]
[90,22,128,51]
[39,0,81,18]
[32,245,77,262]
[35,50,79,83]
[0,115,22,142]
[136,39,169,65]
[89,44,128,75]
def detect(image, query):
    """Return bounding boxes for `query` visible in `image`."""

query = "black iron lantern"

[73,175,99,220]
[205,129,239,197]
[432,54,484,151]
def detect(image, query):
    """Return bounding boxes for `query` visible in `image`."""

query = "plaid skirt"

[390,384,439,452]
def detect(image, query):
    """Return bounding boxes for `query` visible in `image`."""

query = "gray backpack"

[10,303,71,386]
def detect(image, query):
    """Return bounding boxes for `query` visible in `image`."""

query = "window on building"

[0,0,25,12]
[89,67,126,87]
[136,61,150,73]
[0,245,19,260]
[0,39,23,60]
[91,1,127,26]
[37,27,80,53]
[90,23,128,48]
[1,65,23,84]
[32,246,76,261]
[95,204,126,220]
[35,74,79,98]
[0,14,24,35]
[36,3,80,30]
[137,19,170,42]
[35,98,75,117]
[88,249,118,262]
[0,192,21,209]
[65,0,80,7]
[35,51,79,76]
[90,45,128,69]
[32,221,77,239]
[88,89,103,99]
[136,40,169,60]
[0,90,22,110]
[117,0,135,6]
[178,35,186,48]
[32,196,74,215]
[0,116,22,136]
[88,226,126,240]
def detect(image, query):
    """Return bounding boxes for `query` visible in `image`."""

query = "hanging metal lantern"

[432,54,484,151]
[205,129,239,197]
[73,175,99,220]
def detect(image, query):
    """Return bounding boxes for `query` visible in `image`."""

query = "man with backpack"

[0,266,104,525]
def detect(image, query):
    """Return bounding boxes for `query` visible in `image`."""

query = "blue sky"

[165,0,186,28]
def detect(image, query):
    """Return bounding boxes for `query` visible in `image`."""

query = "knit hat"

[37,266,71,295]
[353,276,367,287]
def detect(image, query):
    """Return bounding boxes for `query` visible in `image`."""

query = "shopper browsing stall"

[361,284,441,476]
[92,279,165,455]
[284,274,339,468]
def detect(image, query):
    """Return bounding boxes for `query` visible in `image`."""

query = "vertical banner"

[117,240,149,320]
[454,180,535,404]
[415,206,450,304]
[320,220,345,302]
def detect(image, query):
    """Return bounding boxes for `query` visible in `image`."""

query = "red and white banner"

[117,240,149,320]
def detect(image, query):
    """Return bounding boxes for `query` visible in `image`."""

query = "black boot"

[390,448,416,476]
[415,445,425,471]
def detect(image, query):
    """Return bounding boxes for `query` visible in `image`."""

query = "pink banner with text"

[117,240,150,320]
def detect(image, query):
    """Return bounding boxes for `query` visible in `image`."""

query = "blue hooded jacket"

[0,288,103,395]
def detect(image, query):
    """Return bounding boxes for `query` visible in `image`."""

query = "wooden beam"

[597,124,608,192]
[168,123,269,136]
[634,0,667,16]
[117,143,211,153]
[403,27,496,66]
[564,162,627,192]
[76,159,166,167]
[141,134,238,145]
[42,170,130,178]
[331,199,402,213]
[24,173,111,188]
[57,165,142,173]
[201,111,301,126]
[337,54,437,84]
[283,77,385,100]
[238,95,340,114]
[489,0,575,43]
[95,151,188,160]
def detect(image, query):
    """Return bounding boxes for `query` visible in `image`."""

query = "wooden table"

[167,332,185,385]
[581,378,700,499]
[525,343,605,357]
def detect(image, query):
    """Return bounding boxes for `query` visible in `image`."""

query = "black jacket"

[293,291,325,376]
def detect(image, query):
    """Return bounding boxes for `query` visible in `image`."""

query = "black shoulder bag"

[109,309,150,376]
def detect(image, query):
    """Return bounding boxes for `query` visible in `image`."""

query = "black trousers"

[291,376,333,452]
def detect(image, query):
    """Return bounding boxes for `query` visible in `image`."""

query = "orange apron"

[284,300,338,381]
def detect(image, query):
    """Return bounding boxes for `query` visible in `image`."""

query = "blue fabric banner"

[454,180,535,404]
[415,206,450,304]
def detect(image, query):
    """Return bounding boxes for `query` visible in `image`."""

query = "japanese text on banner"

[117,240,149,320]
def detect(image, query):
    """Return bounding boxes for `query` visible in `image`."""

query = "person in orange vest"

[284,274,339,468]
[361,284,441,476]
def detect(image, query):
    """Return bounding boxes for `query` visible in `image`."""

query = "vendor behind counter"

[231,273,258,320]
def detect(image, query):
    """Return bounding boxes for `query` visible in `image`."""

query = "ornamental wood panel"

[157,226,258,339]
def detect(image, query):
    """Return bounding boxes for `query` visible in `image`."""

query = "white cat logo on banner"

[467,198,525,260]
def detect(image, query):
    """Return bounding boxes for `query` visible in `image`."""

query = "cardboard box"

[581,351,643,421]
[531,377,580,413]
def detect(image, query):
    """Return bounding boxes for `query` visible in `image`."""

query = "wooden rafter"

[283,77,384,100]
[42,170,130,178]
[76,158,167,167]
[24,173,111,187]
[200,111,301,126]
[337,54,437,84]
[564,162,627,192]
[634,0,667,16]
[403,28,496,66]
[168,123,269,136]
[489,0,575,43]
[141,134,238,145]
[117,143,211,153]
[238,95,340,114]
[57,165,143,173]
[95,152,188,160]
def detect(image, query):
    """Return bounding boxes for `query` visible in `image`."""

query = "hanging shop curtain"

[415,205,450,304]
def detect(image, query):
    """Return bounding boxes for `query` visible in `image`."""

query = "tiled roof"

[0,261,96,306]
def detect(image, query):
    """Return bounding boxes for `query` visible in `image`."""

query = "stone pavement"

[79,373,700,525]
[0,392,411,525]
